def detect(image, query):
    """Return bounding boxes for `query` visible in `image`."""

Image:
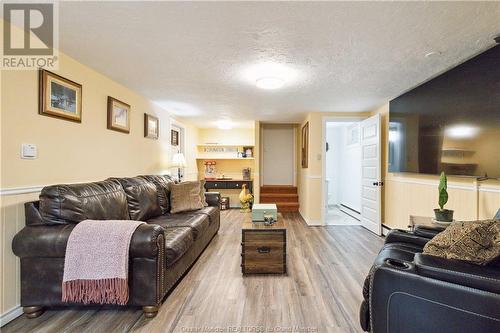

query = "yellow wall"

[0,51,198,318]
[253,121,261,204]
[372,103,500,229]
[198,127,255,146]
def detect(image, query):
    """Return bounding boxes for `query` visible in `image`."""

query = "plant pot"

[434,208,454,222]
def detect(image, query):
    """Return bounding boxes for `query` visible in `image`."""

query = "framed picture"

[107,96,130,133]
[301,121,309,168]
[144,113,159,139]
[39,69,82,122]
[171,129,179,146]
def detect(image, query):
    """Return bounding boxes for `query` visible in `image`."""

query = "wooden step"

[260,185,297,194]
[260,193,299,203]
[276,202,300,212]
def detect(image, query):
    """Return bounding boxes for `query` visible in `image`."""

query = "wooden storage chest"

[241,218,287,274]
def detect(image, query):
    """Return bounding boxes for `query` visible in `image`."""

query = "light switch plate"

[21,144,37,159]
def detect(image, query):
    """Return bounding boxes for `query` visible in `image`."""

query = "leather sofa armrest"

[370,265,500,333]
[12,224,75,258]
[129,224,165,258]
[13,223,165,259]
[205,192,221,207]
[384,229,430,248]
[414,253,500,294]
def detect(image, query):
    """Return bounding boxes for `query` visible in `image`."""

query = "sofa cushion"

[39,180,129,225]
[110,177,162,221]
[193,206,218,225]
[164,227,194,267]
[423,219,500,265]
[138,175,175,214]
[148,213,209,240]
[170,181,204,214]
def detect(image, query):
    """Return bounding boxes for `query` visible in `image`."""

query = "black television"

[388,45,500,179]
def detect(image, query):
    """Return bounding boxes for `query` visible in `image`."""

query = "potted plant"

[434,171,454,222]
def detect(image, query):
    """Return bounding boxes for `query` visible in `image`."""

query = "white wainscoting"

[386,176,500,193]
[0,306,23,327]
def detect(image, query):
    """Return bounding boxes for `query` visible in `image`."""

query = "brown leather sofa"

[12,175,220,319]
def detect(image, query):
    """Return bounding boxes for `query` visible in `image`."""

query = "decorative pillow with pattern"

[170,181,204,214]
[199,179,208,207]
[423,219,500,265]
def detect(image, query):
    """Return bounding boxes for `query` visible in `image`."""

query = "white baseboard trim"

[299,212,323,226]
[0,305,22,327]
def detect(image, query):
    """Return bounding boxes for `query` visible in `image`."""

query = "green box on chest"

[251,204,278,222]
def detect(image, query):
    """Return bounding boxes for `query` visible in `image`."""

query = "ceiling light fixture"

[445,124,480,139]
[255,77,285,90]
[216,119,233,130]
[241,62,298,89]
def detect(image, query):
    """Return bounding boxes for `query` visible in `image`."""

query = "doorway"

[322,115,382,235]
[325,121,362,225]
[262,124,295,185]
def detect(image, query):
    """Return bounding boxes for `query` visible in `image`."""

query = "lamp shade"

[171,152,186,168]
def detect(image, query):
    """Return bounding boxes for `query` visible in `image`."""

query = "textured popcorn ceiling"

[58,1,500,128]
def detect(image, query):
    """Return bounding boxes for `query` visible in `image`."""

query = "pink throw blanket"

[62,220,144,305]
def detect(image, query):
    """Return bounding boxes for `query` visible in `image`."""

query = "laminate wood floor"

[3,210,383,333]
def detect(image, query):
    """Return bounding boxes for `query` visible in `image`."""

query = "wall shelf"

[196,157,255,160]
[442,148,475,154]
[197,144,254,147]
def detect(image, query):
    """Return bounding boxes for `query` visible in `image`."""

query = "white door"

[360,114,382,235]
[263,125,295,185]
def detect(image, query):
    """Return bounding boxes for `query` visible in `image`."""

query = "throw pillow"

[423,219,500,265]
[199,179,208,207]
[170,181,204,214]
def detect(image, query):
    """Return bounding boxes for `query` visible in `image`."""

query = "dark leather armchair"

[360,226,500,333]
[12,176,221,319]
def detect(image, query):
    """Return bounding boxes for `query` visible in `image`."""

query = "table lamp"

[171,152,186,181]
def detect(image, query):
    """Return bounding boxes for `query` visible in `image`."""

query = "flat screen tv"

[388,45,500,179]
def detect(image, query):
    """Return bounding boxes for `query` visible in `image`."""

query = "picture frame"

[144,113,159,139]
[171,129,179,146]
[301,121,309,168]
[39,69,82,122]
[107,96,130,133]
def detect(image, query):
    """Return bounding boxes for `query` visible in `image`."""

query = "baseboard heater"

[339,204,360,221]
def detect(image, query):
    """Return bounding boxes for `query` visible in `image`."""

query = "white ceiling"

[57,1,500,128]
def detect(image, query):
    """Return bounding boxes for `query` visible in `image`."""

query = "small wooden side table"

[408,215,451,231]
[241,213,287,275]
